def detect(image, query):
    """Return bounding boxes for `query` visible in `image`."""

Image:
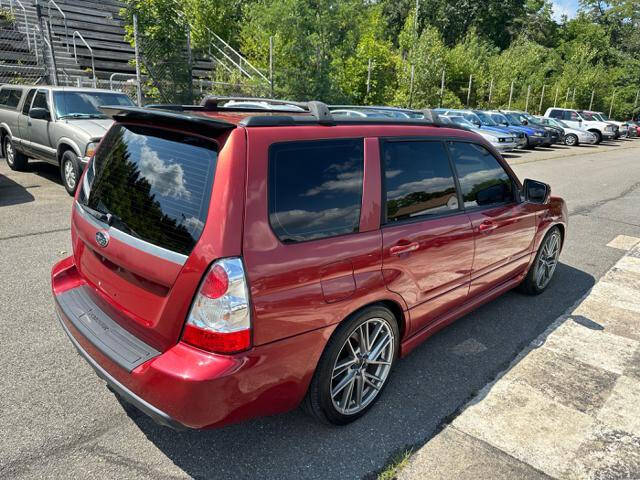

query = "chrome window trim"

[74,202,188,266]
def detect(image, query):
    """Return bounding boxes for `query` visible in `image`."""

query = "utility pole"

[414,0,419,37]
[589,90,595,111]
[538,84,546,114]
[525,85,531,112]
[634,90,639,109]
[564,87,570,108]
[408,65,415,108]
[508,80,514,109]
[571,87,576,108]
[439,69,445,108]
[466,74,472,107]
[366,58,372,96]
[609,89,616,118]
[488,77,493,107]
[269,36,274,97]
[133,13,142,106]
[553,85,559,107]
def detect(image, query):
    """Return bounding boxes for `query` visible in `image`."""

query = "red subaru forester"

[52,98,567,429]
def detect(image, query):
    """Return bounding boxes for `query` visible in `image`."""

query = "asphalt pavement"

[1,139,639,479]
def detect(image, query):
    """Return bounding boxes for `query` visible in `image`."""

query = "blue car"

[435,108,527,148]
[486,111,548,149]
[471,110,528,148]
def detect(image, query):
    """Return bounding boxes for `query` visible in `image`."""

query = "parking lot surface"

[1,139,640,479]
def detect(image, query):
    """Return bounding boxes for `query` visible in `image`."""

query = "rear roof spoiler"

[99,105,236,130]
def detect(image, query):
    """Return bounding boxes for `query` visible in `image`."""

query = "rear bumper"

[52,257,329,430]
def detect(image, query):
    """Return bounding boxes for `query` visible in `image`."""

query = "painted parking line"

[400,243,640,480]
[606,234,640,251]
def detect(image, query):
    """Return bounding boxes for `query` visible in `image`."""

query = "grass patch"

[377,448,413,480]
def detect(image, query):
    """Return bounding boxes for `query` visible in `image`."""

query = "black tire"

[4,135,28,171]
[519,226,562,295]
[590,130,602,144]
[60,150,80,196]
[303,305,399,425]
[525,135,535,149]
[565,134,578,147]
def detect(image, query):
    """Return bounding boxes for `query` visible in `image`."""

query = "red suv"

[52,98,567,429]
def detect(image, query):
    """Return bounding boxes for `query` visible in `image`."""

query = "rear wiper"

[79,203,110,224]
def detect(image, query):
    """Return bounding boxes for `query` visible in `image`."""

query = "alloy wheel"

[330,318,394,415]
[5,140,14,165]
[535,232,561,289]
[64,159,76,190]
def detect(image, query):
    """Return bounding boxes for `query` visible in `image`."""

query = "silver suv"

[0,85,134,194]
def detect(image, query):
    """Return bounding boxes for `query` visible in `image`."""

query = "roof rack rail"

[200,96,335,125]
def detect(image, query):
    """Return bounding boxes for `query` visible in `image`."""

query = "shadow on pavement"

[0,173,35,207]
[128,262,595,480]
[28,161,63,186]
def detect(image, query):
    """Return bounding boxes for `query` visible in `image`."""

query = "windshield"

[54,91,134,118]
[462,112,482,124]
[475,111,498,126]
[580,111,597,121]
[555,119,569,128]
[490,113,510,125]
[598,113,610,121]
[505,113,524,125]
[448,116,475,128]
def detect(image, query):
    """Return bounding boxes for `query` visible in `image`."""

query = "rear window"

[268,139,364,243]
[79,124,217,256]
[0,88,23,109]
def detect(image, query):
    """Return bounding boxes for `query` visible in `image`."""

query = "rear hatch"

[71,112,236,351]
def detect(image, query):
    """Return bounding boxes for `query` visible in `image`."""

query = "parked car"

[52,99,567,430]
[330,105,424,119]
[0,85,134,194]
[487,111,548,148]
[544,107,616,144]
[436,109,526,148]
[441,114,517,152]
[627,121,640,137]
[470,110,528,148]
[579,110,627,138]
[501,110,559,146]
[535,117,598,146]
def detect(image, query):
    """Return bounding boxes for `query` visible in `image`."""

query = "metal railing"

[8,0,30,50]
[72,30,96,87]
[109,72,138,90]
[47,0,68,52]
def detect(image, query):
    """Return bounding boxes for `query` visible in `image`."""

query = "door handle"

[390,242,420,256]
[477,221,497,233]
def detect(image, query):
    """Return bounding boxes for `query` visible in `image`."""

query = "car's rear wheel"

[4,136,28,171]
[303,305,398,425]
[61,150,80,196]
[565,134,578,146]
[519,227,562,295]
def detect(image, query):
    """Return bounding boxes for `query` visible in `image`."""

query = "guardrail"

[47,0,69,52]
[72,31,96,87]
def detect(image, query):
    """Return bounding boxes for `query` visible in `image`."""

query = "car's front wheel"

[519,227,562,295]
[303,305,398,425]
[590,130,602,144]
[564,134,578,146]
[61,150,80,196]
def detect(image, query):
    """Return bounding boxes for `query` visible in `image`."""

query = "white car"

[544,107,616,143]
[443,115,517,152]
[535,117,598,146]
[581,110,628,138]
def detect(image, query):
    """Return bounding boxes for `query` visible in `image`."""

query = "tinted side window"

[548,109,562,119]
[449,142,513,208]
[382,141,459,222]
[269,139,364,243]
[21,89,36,114]
[32,91,49,111]
[0,88,21,109]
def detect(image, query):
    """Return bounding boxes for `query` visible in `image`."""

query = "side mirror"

[29,107,50,121]
[502,121,509,126]
[475,121,482,127]
[521,119,528,125]
[523,178,550,204]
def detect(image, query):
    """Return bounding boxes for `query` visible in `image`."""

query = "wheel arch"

[56,139,81,164]
[0,123,11,156]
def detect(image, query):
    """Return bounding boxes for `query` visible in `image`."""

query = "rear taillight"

[182,257,251,354]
